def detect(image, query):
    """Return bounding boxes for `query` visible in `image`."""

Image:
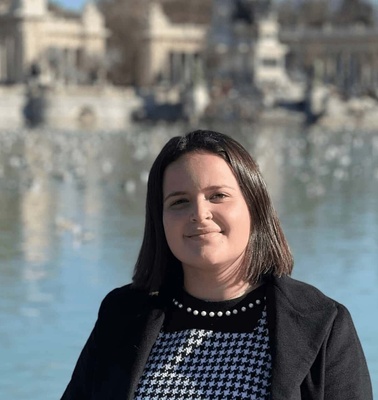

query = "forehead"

[163,151,237,189]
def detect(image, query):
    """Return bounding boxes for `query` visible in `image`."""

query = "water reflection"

[21,181,56,264]
[0,124,377,398]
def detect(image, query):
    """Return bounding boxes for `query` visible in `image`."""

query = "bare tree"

[96,0,150,86]
[159,0,212,24]
[332,0,375,26]
[277,0,376,28]
[277,0,332,28]
[96,0,212,86]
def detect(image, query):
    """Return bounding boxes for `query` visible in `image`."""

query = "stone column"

[171,52,180,85]
[350,52,359,94]
[183,53,188,85]
[178,52,185,85]
[67,48,76,84]
[342,52,351,95]
[0,40,5,81]
[162,53,170,84]
[336,51,345,90]
[361,53,371,90]
[57,48,65,83]
[374,53,378,89]
[330,54,336,83]
[169,52,174,84]
[6,36,16,82]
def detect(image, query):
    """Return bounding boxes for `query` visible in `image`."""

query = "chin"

[183,257,228,271]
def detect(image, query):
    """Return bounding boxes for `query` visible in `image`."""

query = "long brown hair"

[132,130,293,292]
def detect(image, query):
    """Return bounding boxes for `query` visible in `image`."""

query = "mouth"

[186,231,223,239]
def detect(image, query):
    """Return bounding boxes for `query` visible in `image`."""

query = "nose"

[190,199,212,222]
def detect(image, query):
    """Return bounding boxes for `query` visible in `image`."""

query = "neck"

[183,269,256,301]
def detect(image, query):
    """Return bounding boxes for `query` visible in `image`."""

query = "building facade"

[138,1,208,87]
[0,0,108,85]
[280,25,378,97]
[0,1,143,130]
[141,0,378,99]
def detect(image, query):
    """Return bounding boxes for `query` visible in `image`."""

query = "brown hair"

[132,129,293,292]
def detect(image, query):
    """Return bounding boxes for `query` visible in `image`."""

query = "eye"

[169,198,189,208]
[210,193,228,201]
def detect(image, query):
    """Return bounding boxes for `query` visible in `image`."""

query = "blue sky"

[53,0,88,12]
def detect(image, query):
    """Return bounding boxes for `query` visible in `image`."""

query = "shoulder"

[98,284,157,319]
[267,276,366,358]
[268,274,339,314]
[101,283,148,304]
[268,275,363,339]
[92,284,163,343]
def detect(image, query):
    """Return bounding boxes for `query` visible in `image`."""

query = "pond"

[0,122,377,398]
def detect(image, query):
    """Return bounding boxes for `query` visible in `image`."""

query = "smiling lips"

[186,230,223,239]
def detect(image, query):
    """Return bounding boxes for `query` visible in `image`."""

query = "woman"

[61,130,372,399]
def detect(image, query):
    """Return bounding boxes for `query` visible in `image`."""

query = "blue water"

[0,124,377,398]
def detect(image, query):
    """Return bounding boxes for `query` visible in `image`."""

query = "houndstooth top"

[134,284,272,400]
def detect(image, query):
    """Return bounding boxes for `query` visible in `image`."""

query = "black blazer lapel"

[266,276,337,399]
[95,289,166,400]
[124,307,165,399]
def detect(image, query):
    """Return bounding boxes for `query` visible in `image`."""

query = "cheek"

[162,214,171,240]
[227,204,251,229]
[163,214,179,246]
[231,205,252,242]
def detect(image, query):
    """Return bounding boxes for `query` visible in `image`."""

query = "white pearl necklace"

[172,297,265,318]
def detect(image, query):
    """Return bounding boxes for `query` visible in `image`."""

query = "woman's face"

[162,151,251,278]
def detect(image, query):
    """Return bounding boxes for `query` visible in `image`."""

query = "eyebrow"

[163,191,187,203]
[163,185,236,202]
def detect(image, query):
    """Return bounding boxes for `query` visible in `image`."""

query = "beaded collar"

[171,284,266,319]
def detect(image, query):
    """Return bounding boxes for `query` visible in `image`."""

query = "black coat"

[61,275,373,399]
